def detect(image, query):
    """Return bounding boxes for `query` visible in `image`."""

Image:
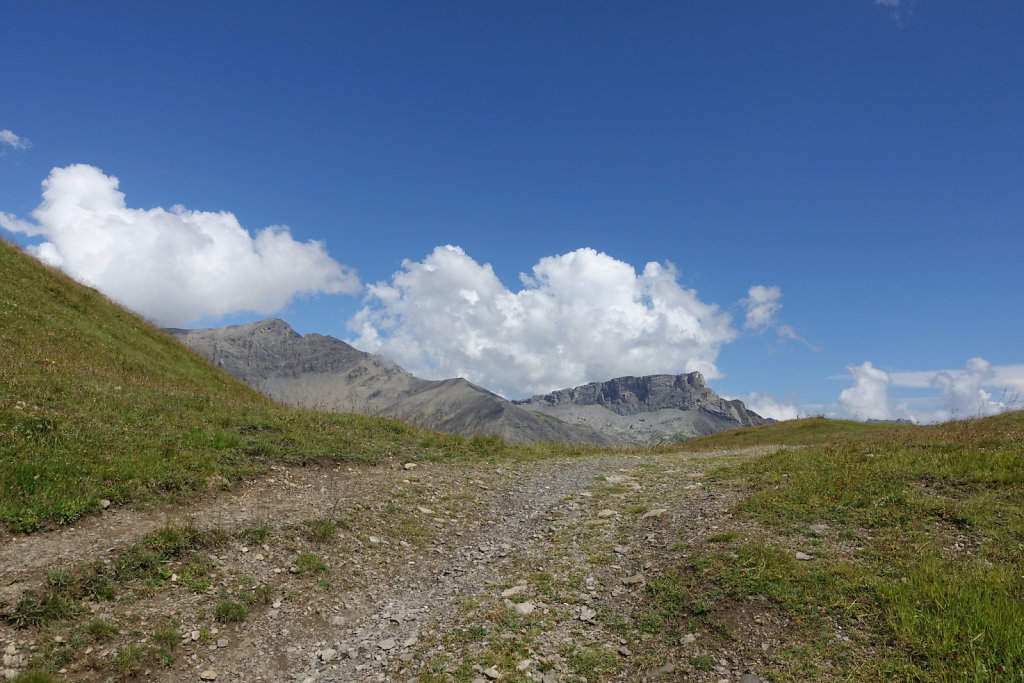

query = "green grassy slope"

[680,411,1023,452]
[676,415,917,451]
[0,239,497,532]
[670,411,1024,679]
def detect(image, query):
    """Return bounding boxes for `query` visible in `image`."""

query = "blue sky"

[2,1,1022,421]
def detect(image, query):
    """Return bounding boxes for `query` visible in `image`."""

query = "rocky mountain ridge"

[514,373,768,445]
[166,319,612,445]
[168,319,766,445]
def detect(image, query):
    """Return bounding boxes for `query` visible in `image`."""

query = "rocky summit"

[514,373,768,445]
[166,319,612,445]
[167,319,765,446]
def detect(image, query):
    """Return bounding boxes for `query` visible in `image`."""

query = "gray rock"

[166,319,613,445]
[648,663,676,677]
[514,601,536,615]
[514,372,768,445]
[740,674,764,683]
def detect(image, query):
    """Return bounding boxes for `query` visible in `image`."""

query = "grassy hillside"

[0,239,560,532]
[667,411,1024,679]
[674,415,916,451]
[680,411,1022,451]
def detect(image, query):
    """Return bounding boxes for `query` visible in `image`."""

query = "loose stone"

[514,601,535,615]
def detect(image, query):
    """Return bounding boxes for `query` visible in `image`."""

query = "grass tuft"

[214,600,248,622]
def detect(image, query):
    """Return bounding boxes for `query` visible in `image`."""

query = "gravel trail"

[0,450,775,682]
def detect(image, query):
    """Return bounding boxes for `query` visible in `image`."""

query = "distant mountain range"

[166,319,612,445]
[167,319,766,445]
[515,373,768,445]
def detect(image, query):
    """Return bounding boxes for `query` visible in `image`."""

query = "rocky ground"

[1,449,800,682]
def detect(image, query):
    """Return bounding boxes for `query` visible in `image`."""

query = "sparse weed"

[303,517,338,543]
[254,584,274,604]
[295,553,328,575]
[6,672,59,683]
[114,645,143,675]
[567,647,618,677]
[214,600,248,622]
[152,624,179,648]
[85,618,118,641]
[239,519,271,544]
[9,591,80,629]
[691,654,715,671]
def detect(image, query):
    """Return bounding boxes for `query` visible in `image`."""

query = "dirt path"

[1,450,775,682]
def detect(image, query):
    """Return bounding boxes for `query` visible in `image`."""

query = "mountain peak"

[515,372,766,444]
[517,372,726,416]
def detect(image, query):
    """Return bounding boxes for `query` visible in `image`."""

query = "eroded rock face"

[167,320,765,446]
[166,319,612,445]
[513,373,767,445]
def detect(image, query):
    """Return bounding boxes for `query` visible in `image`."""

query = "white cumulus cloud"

[0,164,359,326]
[742,285,782,331]
[349,245,737,398]
[741,284,803,341]
[740,392,801,422]
[925,357,1013,420]
[0,129,31,151]
[834,356,1021,424]
[838,361,893,420]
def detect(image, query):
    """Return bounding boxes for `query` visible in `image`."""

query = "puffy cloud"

[741,393,801,422]
[838,361,892,420]
[928,357,1010,420]
[889,363,1024,393]
[0,129,31,151]
[741,284,803,341]
[834,357,1021,424]
[742,285,781,331]
[0,164,359,326]
[349,245,737,398]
